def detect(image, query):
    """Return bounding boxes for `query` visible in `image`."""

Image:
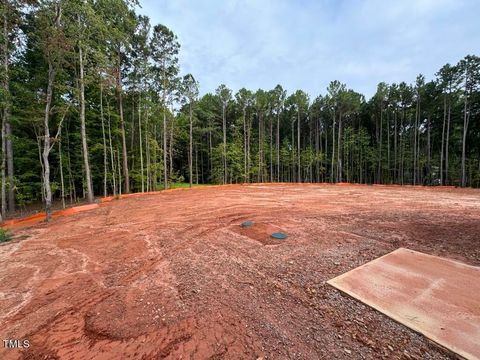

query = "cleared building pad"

[327,248,480,360]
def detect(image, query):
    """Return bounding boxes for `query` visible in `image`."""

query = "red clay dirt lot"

[0,184,479,359]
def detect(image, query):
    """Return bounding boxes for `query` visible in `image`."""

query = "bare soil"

[1,184,479,359]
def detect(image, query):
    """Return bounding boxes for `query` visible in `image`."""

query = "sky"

[137,0,480,99]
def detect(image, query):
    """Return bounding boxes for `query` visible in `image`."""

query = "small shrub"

[0,228,12,243]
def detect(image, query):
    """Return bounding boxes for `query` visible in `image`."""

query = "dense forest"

[1,1,480,220]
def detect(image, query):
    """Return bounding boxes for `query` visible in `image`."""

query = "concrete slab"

[327,248,480,360]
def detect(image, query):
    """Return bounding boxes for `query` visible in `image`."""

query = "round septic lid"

[241,220,254,228]
[271,232,288,240]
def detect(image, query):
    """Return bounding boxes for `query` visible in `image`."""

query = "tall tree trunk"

[195,143,198,184]
[1,115,5,220]
[100,82,108,197]
[117,146,122,194]
[394,110,397,183]
[169,109,173,178]
[461,76,469,187]
[189,101,193,188]
[129,99,135,174]
[116,49,129,193]
[130,98,135,172]
[400,107,405,184]
[145,107,150,191]
[208,126,212,177]
[65,127,75,203]
[440,93,446,185]
[43,61,56,221]
[417,108,421,184]
[2,3,12,218]
[315,117,319,182]
[337,113,342,182]
[163,85,168,189]
[59,126,65,209]
[377,107,383,183]
[138,93,144,192]
[445,90,451,185]
[222,104,227,184]
[276,112,280,182]
[5,114,13,214]
[258,112,262,182]
[291,117,295,182]
[320,120,324,182]
[201,140,204,183]
[243,107,247,183]
[297,109,301,182]
[153,123,158,189]
[387,112,390,183]
[247,116,251,182]
[78,39,94,203]
[107,101,116,196]
[269,113,273,182]
[413,97,418,185]
[324,123,328,183]
[201,141,204,183]
[331,110,335,183]
[34,126,45,203]
[427,115,431,185]
[358,133,362,183]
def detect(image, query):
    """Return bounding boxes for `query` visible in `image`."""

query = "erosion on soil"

[0,184,479,359]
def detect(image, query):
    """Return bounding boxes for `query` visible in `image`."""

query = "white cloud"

[138,0,479,99]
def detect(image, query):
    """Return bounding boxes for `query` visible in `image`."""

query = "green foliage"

[168,182,210,189]
[0,229,12,243]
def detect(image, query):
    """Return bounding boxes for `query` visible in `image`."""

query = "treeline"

[1,1,480,220]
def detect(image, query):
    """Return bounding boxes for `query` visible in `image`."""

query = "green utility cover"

[271,232,288,240]
[241,221,254,228]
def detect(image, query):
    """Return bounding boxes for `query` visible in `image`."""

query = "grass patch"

[0,228,12,243]
[156,182,212,190]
